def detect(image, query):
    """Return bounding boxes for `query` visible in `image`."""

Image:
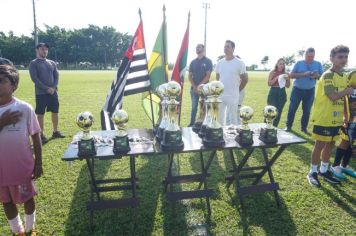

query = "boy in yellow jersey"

[307,45,353,187]
[330,71,356,180]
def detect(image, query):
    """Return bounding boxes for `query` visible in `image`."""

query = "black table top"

[62,123,306,161]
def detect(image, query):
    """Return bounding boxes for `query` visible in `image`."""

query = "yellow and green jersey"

[310,70,348,127]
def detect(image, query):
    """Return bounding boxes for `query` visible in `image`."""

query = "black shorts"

[312,125,341,142]
[35,93,59,115]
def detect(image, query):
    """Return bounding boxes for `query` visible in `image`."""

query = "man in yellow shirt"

[307,45,353,187]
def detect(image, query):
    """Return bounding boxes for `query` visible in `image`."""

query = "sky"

[1,0,356,68]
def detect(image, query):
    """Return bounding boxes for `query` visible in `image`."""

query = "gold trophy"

[259,105,278,144]
[111,109,131,154]
[76,111,96,157]
[235,106,254,146]
[161,81,184,151]
[192,84,206,133]
[156,83,169,141]
[203,81,225,148]
[199,83,213,137]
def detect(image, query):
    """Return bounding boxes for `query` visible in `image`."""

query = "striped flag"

[101,20,150,130]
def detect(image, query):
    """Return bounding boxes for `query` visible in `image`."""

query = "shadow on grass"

[63,154,169,235]
[161,153,189,236]
[222,149,297,235]
[320,185,356,218]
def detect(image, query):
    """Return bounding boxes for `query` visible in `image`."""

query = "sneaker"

[52,131,65,138]
[307,172,321,187]
[341,165,356,178]
[41,134,48,144]
[330,166,347,180]
[26,229,38,236]
[318,170,341,184]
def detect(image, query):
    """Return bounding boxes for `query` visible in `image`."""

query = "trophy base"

[113,135,131,154]
[199,124,207,138]
[235,129,254,146]
[259,128,278,144]
[155,127,165,141]
[192,122,202,133]
[78,139,96,158]
[161,130,184,151]
[203,127,225,148]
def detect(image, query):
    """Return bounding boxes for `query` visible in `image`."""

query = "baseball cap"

[36,42,49,49]
[0,57,13,65]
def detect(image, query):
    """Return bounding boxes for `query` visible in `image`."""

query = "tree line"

[0,25,132,69]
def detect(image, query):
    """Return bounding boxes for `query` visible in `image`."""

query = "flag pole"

[162,5,168,83]
[139,8,156,129]
[178,11,190,125]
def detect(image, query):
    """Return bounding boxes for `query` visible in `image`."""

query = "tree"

[283,55,296,67]
[247,64,258,71]
[322,61,332,71]
[261,55,269,70]
[297,49,305,58]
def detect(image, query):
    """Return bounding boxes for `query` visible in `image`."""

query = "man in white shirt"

[216,40,248,126]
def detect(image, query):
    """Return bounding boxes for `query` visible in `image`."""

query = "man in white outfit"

[216,40,248,126]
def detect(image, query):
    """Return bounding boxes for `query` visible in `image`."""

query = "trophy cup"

[156,83,169,141]
[161,81,184,151]
[259,105,278,144]
[203,81,225,148]
[111,109,131,154]
[76,111,96,157]
[199,83,213,137]
[235,106,254,146]
[192,84,206,133]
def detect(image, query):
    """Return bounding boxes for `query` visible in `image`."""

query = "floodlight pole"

[203,2,210,52]
[32,0,38,47]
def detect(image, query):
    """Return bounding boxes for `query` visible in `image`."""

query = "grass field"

[0,70,355,235]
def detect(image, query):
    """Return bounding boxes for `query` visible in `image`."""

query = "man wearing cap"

[29,43,65,144]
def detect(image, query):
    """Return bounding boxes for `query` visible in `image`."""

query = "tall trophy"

[235,106,254,146]
[203,81,225,148]
[156,83,169,141]
[199,83,213,137]
[76,111,96,157]
[111,109,131,154]
[161,81,184,151]
[259,105,278,144]
[192,84,206,133]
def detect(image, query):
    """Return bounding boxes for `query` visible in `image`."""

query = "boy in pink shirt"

[0,64,43,235]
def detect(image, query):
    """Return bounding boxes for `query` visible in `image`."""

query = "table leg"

[197,150,216,189]
[226,148,254,188]
[199,151,211,215]
[260,148,281,207]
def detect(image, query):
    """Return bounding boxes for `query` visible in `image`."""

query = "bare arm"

[188,72,196,89]
[32,132,43,179]
[267,71,277,86]
[239,73,248,91]
[216,72,220,81]
[198,71,212,85]
[326,87,353,101]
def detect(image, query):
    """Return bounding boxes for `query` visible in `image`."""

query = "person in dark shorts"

[187,44,212,126]
[29,43,65,144]
[307,45,353,187]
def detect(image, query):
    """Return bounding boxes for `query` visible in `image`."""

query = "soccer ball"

[76,111,94,131]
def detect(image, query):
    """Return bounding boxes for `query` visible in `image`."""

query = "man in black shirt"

[188,44,213,126]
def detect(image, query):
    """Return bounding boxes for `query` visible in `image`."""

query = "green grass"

[0,71,355,235]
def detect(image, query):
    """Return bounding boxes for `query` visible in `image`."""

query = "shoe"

[284,127,292,132]
[41,134,48,144]
[341,165,356,178]
[307,172,321,187]
[52,131,65,138]
[301,129,311,135]
[318,170,341,184]
[26,229,38,236]
[330,166,347,180]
